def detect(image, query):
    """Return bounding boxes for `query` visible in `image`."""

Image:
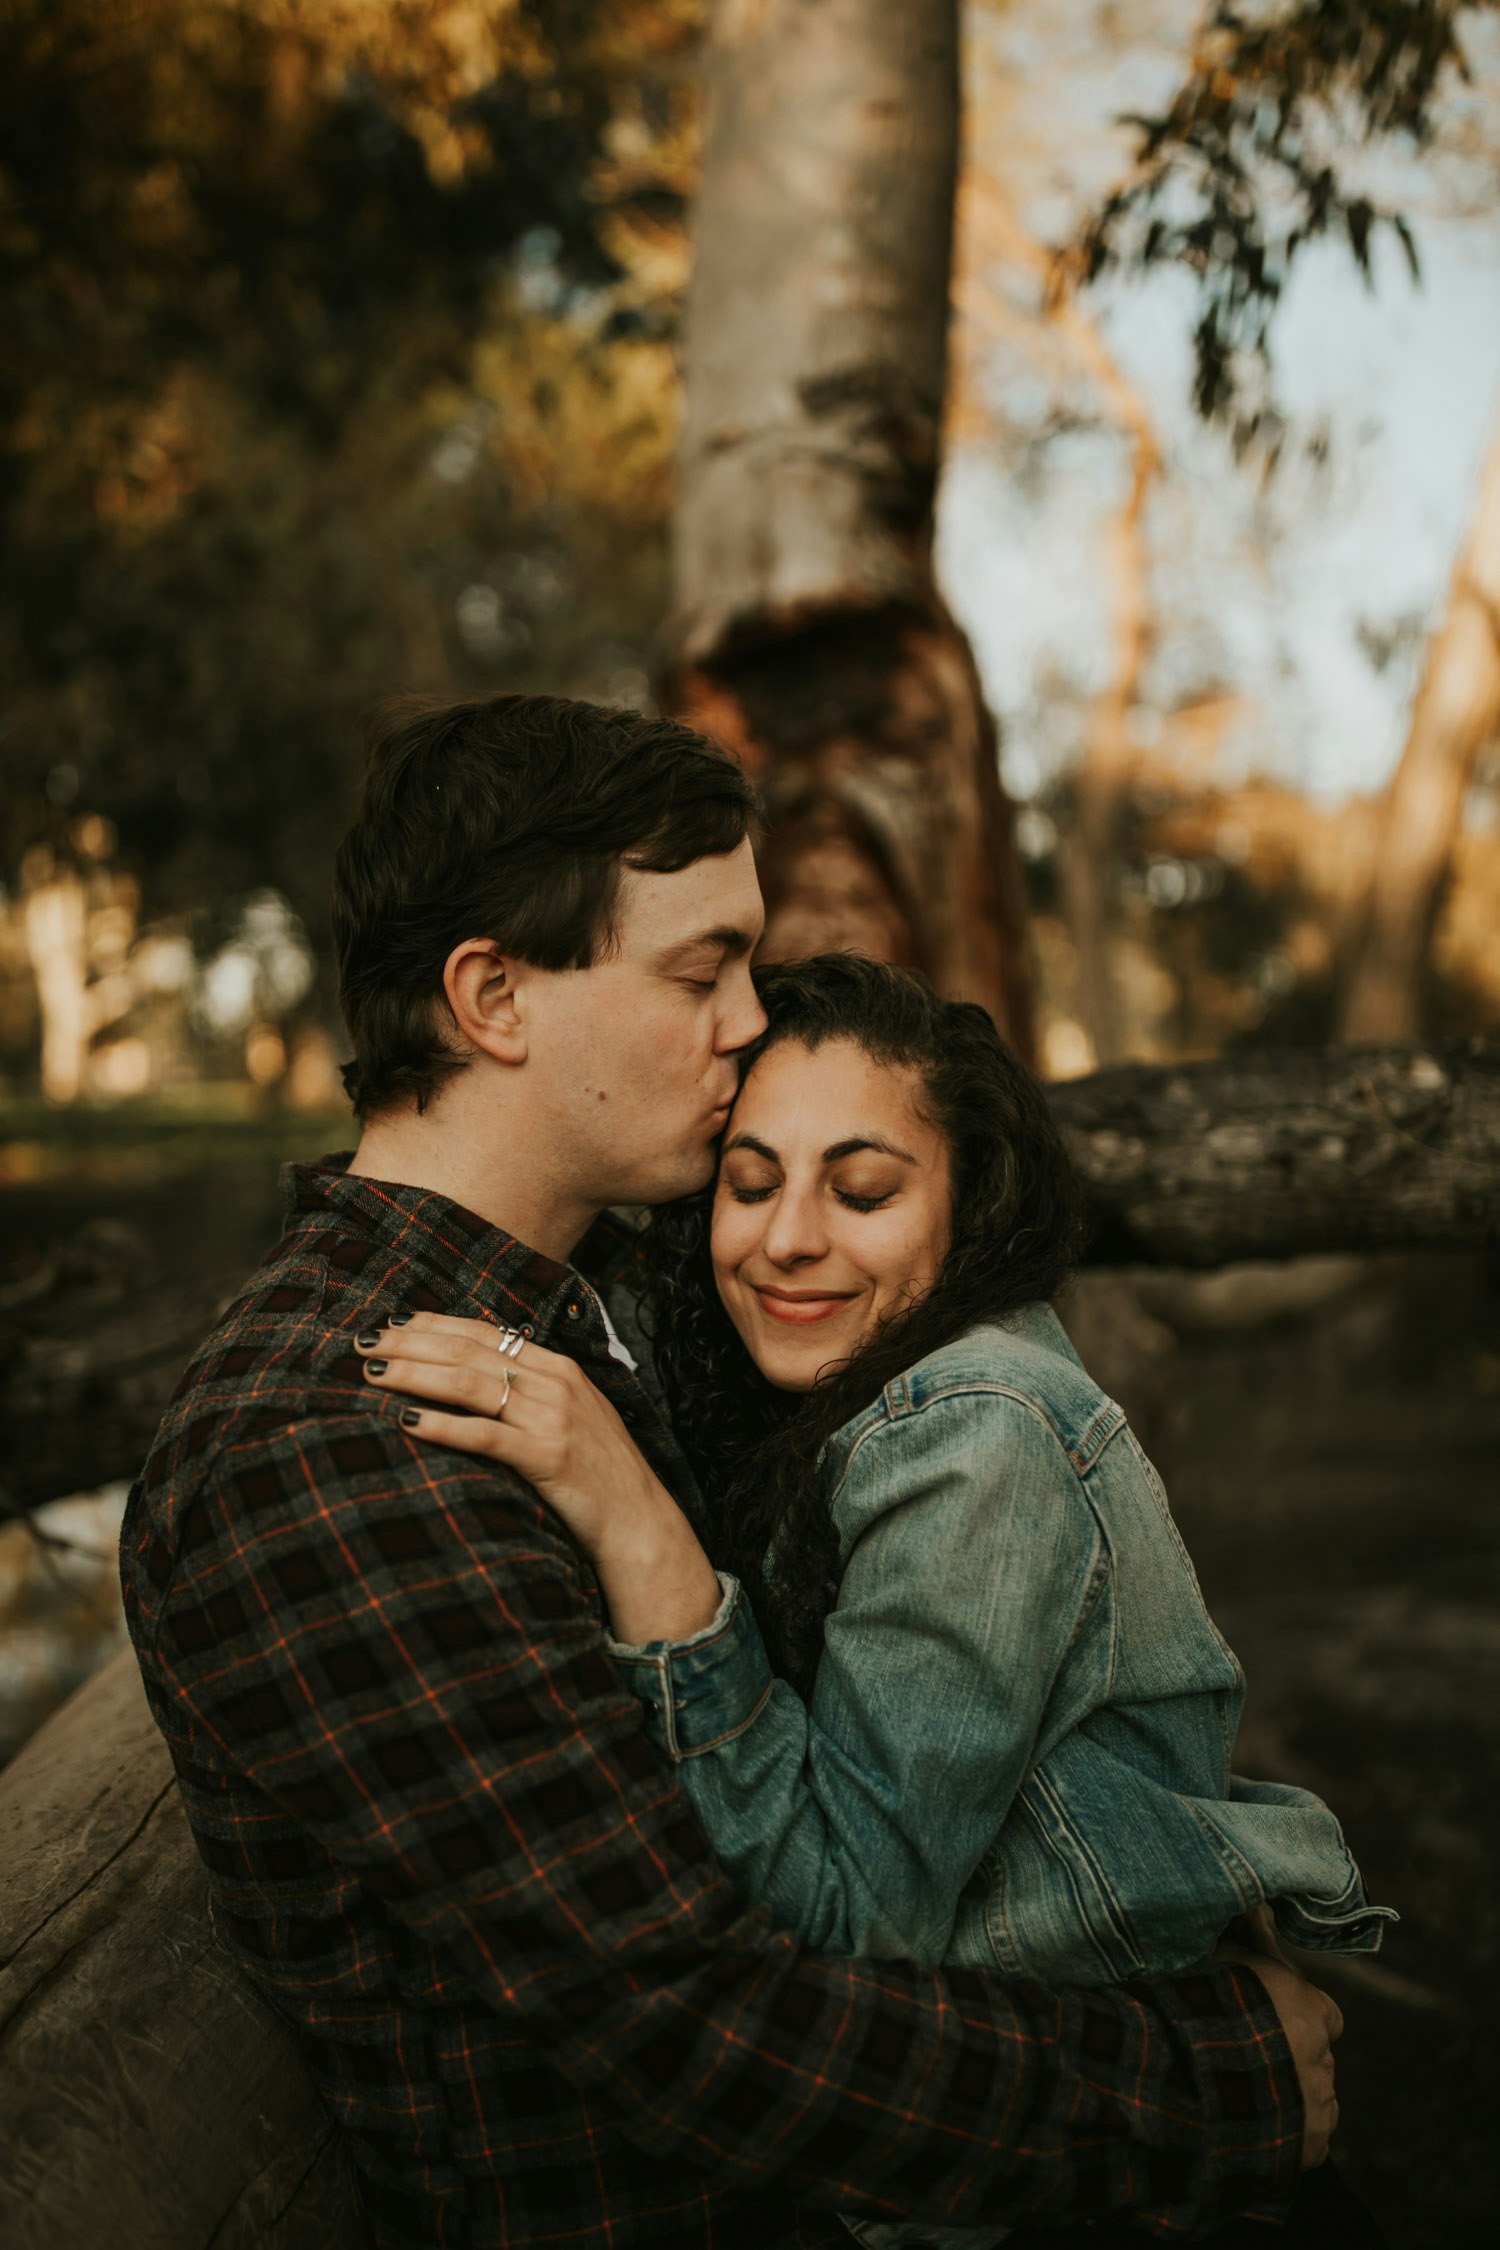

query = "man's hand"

[1225,1951,1343,2168]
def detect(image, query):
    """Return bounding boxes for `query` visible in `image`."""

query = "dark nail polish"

[400,1407,422,1427]
[364,1358,388,1377]
[355,1331,381,1351]
[388,1311,414,1326]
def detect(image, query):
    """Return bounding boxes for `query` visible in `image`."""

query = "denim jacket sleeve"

[611,1390,1107,1963]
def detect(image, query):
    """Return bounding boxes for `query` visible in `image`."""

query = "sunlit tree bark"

[1341,410,1500,1041]
[952,168,1161,1068]
[1051,316,1160,1069]
[20,854,90,1104]
[663,0,1033,1052]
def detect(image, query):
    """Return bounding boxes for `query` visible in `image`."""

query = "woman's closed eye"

[725,1168,778,1203]
[723,1175,898,1211]
[835,1187,894,1212]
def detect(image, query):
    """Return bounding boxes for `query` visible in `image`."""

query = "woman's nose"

[761,1182,827,1265]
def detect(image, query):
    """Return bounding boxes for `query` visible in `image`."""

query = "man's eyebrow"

[656,923,759,966]
[822,1136,917,1165]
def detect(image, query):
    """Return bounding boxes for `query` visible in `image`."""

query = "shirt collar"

[280,1155,591,1335]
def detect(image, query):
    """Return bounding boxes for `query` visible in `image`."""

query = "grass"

[0,1088,351,1187]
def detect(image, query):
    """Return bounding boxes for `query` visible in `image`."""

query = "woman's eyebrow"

[724,1131,917,1165]
[822,1135,917,1165]
[723,1131,779,1162]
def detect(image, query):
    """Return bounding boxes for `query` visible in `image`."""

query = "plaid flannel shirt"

[120,1159,1304,2249]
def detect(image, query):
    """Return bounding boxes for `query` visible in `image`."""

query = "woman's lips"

[752,1287,858,1326]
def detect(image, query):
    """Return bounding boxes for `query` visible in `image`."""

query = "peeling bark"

[1342,413,1500,1041]
[1053,316,1161,1068]
[671,605,1034,1043]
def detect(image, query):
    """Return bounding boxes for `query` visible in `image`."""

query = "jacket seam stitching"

[670,1675,775,1763]
[828,1383,1099,1509]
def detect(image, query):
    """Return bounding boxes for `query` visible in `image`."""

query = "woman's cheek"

[875,1210,940,1303]
[709,1200,756,1290]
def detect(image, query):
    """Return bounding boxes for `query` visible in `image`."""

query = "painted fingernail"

[388,1311,413,1326]
[364,1358,388,1377]
[355,1331,381,1350]
[400,1407,422,1427]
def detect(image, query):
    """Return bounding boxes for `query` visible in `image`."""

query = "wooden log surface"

[2,1041,1497,1513]
[1051,1036,1500,1268]
[0,1644,365,2250]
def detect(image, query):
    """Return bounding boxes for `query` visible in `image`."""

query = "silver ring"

[495,1328,526,1361]
[495,1366,512,1417]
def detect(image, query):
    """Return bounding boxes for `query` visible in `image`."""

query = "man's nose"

[716,966,768,1053]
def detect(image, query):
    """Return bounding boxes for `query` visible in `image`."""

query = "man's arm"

[145,1410,1310,2234]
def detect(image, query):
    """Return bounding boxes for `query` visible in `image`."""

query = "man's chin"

[620,1147,718,1209]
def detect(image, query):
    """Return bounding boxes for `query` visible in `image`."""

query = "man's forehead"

[618,841,764,949]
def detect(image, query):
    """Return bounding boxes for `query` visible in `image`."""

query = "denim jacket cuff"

[608,1573,774,1762]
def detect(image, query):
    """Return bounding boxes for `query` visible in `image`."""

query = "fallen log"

[1052,1037,1500,1268]
[0,1215,232,1514]
[3,1041,1496,1509]
[0,1643,365,2250]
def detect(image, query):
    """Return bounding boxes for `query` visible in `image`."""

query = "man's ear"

[443,940,527,1067]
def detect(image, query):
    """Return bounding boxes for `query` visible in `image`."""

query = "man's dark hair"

[333,694,759,1119]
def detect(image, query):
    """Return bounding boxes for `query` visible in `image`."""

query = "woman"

[357,955,1390,2239]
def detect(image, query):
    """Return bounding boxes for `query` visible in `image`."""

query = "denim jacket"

[612,1304,1392,1989]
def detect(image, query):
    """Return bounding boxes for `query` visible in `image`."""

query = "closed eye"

[728,1183,776,1203]
[836,1190,893,1212]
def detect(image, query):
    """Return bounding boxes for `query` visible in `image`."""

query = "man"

[121,695,1337,2250]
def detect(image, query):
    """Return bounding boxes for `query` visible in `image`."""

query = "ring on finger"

[495,1328,526,1361]
[495,1366,513,1416]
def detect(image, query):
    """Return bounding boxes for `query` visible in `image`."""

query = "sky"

[938,0,1500,805]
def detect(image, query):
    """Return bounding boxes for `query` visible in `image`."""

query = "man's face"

[519,838,767,1209]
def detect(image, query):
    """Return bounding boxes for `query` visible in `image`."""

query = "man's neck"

[348,1099,599,1267]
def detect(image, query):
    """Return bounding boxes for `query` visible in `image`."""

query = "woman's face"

[711,1037,952,1393]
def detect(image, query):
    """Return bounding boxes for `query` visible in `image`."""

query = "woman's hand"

[354,1312,722,1643]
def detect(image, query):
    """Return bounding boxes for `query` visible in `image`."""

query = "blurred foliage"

[0,0,698,960]
[1023,765,1500,1073]
[1069,0,1498,452]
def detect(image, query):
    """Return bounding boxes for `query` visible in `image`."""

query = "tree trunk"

[0,1645,365,2250]
[665,0,1033,1052]
[21,855,91,1104]
[1341,411,1500,1041]
[1053,316,1160,1069]
[1054,1037,1500,1268]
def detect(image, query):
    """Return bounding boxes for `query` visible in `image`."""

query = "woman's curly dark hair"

[638,954,1085,1695]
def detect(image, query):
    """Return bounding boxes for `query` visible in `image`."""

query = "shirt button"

[565,1301,582,1321]
[520,1323,534,1338]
